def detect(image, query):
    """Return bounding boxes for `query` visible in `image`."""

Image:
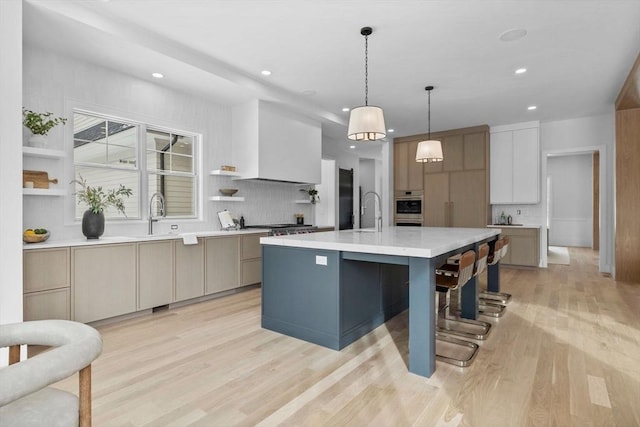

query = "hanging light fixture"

[347,26,386,142]
[415,86,443,162]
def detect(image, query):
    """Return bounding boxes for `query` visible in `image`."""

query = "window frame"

[71,108,202,223]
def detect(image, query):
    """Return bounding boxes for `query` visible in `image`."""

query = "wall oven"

[394,191,423,226]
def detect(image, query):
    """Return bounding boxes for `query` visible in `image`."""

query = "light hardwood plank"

[49,248,640,426]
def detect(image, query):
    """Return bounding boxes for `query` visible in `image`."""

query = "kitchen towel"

[182,233,199,245]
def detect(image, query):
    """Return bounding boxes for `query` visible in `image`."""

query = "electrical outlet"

[171,224,178,230]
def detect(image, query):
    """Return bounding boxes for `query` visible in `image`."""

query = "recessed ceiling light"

[342,107,350,112]
[387,128,395,133]
[499,28,527,42]
[515,68,527,74]
[151,72,163,79]
[528,105,537,110]
[261,70,272,76]
[349,145,356,149]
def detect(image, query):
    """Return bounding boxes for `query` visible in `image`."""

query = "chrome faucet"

[148,192,166,235]
[362,191,383,232]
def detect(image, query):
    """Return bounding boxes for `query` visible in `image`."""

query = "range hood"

[232,100,321,185]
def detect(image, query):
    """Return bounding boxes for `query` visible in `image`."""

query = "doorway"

[339,168,354,230]
[543,147,607,272]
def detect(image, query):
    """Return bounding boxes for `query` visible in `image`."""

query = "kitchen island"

[260,226,501,378]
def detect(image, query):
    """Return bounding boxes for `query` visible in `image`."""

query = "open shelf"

[208,196,245,202]
[23,147,65,159]
[209,169,240,177]
[23,188,66,196]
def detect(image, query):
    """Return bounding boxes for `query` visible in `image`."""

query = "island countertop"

[261,226,501,258]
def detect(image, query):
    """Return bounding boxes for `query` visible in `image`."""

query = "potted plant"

[72,175,133,239]
[300,187,319,204]
[22,108,68,148]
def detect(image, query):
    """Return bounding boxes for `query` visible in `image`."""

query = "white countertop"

[23,228,271,250]
[486,224,541,229]
[261,226,500,258]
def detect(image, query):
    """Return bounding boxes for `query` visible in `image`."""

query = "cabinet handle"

[449,201,454,227]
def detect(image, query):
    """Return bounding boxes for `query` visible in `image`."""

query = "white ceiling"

[23,0,640,151]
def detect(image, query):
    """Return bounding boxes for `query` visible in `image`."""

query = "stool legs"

[435,290,479,367]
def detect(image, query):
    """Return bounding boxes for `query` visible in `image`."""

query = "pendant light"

[415,86,443,162]
[347,26,386,142]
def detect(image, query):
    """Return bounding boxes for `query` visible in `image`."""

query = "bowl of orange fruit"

[23,228,49,243]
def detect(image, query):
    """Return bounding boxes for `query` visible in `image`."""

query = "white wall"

[493,113,614,272]
[315,159,336,227]
[22,46,317,238]
[541,113,614,273]
[0,0,24,362]
[548,154,593,247]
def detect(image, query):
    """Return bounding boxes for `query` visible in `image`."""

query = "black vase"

[82,210,105,239]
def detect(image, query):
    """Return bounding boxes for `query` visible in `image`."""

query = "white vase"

[28,134,48,148]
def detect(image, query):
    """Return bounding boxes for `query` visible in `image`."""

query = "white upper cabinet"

[490,122,540,204]
[232,100,322,184]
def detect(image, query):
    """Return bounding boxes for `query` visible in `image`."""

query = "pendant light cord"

[427,88,431,139]
[364,33,369,106]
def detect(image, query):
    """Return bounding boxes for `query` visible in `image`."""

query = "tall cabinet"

[394,125,490,228]
[490,121,540,204]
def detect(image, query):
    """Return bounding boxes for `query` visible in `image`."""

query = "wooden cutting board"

[23,170,58,189]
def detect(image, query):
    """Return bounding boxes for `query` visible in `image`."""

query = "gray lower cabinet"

[205,236,239,294]
[23,247,70,321]
[174,239,204,301]
[24,232,264,324]
[72,244,137,323]
[240,233,267,286]
[138,241,174,310]
[499,227,540,267]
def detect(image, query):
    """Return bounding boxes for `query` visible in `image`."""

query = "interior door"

[339,168,354,230]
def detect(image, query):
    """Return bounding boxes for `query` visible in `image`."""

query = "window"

[145,129,196,217]
[73,111,199,220]
[73,112,140,219]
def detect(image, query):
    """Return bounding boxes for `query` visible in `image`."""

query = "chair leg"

[9,345,20,365]
[478,299,506,317]
[434,290,481,367]
[79,365,92,427]
[435,333,480,367]
[438,289,492,340]
[480,290,512,304]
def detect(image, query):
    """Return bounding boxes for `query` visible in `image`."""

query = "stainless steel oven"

[394,191,423,225]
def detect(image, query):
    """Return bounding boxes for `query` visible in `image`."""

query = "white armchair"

[0,320,103,427]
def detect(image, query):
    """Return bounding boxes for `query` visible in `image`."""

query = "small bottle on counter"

[239,215,245,229]
[500,211,506,225]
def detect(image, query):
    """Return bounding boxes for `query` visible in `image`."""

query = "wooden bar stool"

[434,250,481,367]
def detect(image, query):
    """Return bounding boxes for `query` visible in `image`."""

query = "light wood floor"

[54,248,640,426]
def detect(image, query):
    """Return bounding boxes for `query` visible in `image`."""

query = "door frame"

[541,144,610,273]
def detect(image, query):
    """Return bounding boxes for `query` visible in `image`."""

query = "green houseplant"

[300,187,319,204]
[72,175,133,239]
[22,109,67,148]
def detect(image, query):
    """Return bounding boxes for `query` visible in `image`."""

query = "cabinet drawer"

[241,259,262,286]
[24,248,70,292]
[241,233,266,260]
[24,288,70,321]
